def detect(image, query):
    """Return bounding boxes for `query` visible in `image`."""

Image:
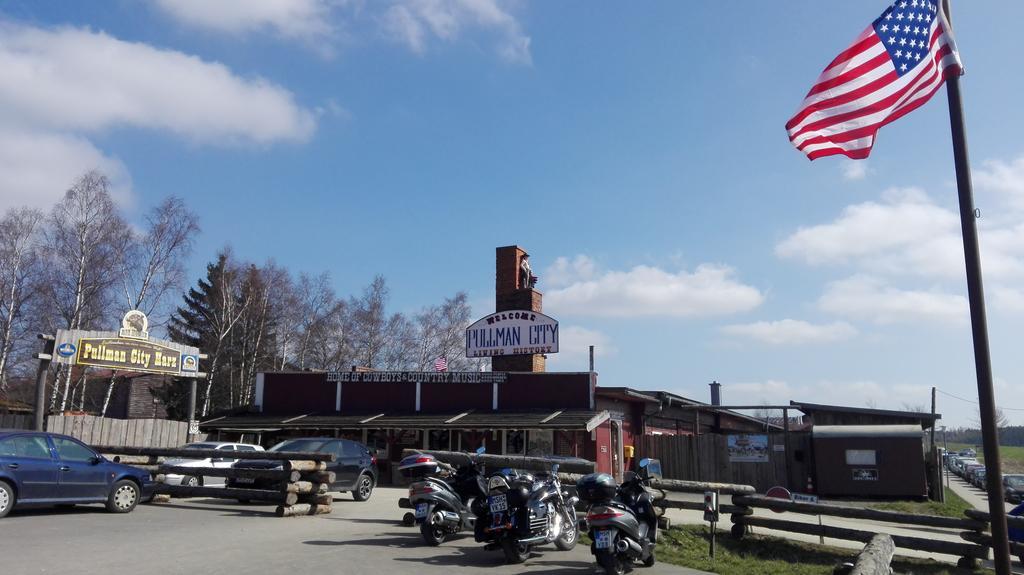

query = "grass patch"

[655,524,989,575]
[870,487,974,518]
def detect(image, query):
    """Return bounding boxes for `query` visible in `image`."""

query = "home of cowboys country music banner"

[465,310,559,358]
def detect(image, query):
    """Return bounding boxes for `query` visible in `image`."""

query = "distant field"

[947,442,1024,473]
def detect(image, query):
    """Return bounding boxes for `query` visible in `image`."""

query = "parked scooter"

[577,458,662,575]
[400,447,488,545]
[475,463,579,564]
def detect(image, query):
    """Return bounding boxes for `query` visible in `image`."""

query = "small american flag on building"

[434,357,448,372]
[787,0,962,160]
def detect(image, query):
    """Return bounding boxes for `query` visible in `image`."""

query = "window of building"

[428,430,451,451]
[505,430,526,455]
[528,430,553,456]
[845,449,877,465]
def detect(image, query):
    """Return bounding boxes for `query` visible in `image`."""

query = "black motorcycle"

[577,458,662,575]
[399,448,488,545]
[475,464,579,564]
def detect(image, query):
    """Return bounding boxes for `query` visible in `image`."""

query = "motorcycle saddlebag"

[576,473,617,503]
[399,453,441,478]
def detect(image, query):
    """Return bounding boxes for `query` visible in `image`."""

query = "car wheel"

[106,480,140,513]
[352,474,374,502]
[0,481,14,519]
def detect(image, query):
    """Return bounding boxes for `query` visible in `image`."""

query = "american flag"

[434,357,448,372]
[786,0,962,160]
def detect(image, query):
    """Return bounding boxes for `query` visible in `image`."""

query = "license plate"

[235,478,254,484]
[415,503,428,519]
[595,530,613,549]
[489,494,508,513]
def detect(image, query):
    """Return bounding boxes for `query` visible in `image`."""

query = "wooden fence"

[638,433,789,493]
[0,414,33,429]
[47,415,199,447]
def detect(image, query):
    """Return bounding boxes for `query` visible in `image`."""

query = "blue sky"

[2,1,1022,427]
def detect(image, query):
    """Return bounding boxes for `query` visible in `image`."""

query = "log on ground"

[155,484,297,505]
[299,471,336,484]
[658,498,750,515]
[286,460,327,472]
[158,466,300,482]
[734,494,987,531]
[850,534,895,575]
[298,493,333,506]
[284,481,328,494]
[91,445,335,463]
[277,504,332,517]
[959,530,1024,556]
[737,515,988,559]
[964,508,1024,530]
[652,478,755,495]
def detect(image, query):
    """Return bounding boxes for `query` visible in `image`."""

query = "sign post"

[32,334,55,431]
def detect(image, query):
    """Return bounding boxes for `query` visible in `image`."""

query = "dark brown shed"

[812,425,927,498]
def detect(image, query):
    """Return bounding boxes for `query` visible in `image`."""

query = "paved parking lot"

[0,487,707,575]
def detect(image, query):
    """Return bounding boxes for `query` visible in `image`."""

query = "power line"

[936,388,1024,412]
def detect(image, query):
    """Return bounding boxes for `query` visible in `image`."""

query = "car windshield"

[269,439,329,453]
[185,443,222,449]
[1008,477,1024,488]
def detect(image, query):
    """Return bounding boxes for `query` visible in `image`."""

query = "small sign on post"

[188,420,200,435]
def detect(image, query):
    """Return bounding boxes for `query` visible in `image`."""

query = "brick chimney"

[709,381,722,406]
[492,245,545,373]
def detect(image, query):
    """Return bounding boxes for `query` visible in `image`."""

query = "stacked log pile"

[94,444,335,518]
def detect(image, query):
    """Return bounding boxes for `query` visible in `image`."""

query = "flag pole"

[942,1,1011,572]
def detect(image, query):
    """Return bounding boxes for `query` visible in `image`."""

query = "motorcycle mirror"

[476,446,486,455]
[638,458,651,468]
[551,463,559,474]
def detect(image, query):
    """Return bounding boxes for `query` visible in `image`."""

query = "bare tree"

[0,207,45,392]
[44,171,124,412]
[118,196,200,321]
[349,276,391,369]
[293,272,343,370]
[414,292,476,371]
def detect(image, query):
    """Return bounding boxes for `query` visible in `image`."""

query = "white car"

[163,442,264,487]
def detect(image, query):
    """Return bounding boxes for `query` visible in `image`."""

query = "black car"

[226,437,378,501]
[1005,474,1024,504]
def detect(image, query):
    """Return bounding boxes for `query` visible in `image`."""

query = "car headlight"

[488,476,509,493]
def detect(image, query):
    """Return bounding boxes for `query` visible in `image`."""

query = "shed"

[812,425,927,498]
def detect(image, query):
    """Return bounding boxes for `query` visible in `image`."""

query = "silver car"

[162,442,264,487]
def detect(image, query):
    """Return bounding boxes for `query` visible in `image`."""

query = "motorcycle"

[400,447,488,545]
[475,463,579,564]
[577,458,662,575]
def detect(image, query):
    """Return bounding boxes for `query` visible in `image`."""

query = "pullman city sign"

[465,310,559,358]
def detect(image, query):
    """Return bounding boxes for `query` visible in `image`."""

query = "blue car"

[0,430,152,518]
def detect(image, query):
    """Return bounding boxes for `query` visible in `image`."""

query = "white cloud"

[0,23,316,145]
[152,0,333,39]
[544,258,764,318]
[382,0,532,64]
[818,275,967,325]
[0,22,318,211]
[991,286,1024,314]
[0,129,132,211]
[545,255,597,289]
[720,319,857,345]
[544,326,617,371]
[841,160,868,181]
[976,155,1024,212]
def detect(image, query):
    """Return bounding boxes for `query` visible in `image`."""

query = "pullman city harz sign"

[52,310,200,377]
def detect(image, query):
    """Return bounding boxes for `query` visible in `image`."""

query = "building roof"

[813,424,924,438]
[642,390,785,431]
[792,401,940,421]
[201,409,610,433]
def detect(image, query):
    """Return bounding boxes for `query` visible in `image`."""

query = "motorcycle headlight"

[488,476,509,493]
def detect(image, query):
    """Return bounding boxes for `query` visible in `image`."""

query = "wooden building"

[812,425,928,498]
